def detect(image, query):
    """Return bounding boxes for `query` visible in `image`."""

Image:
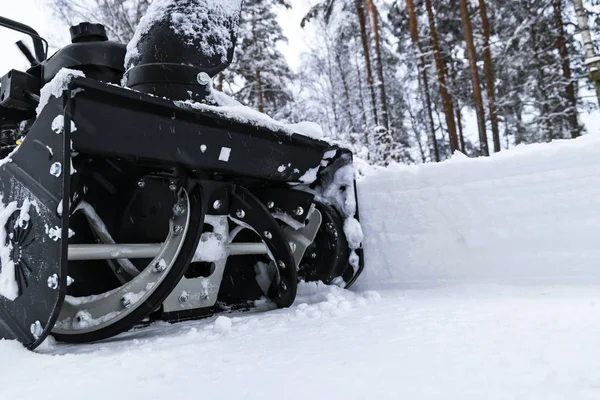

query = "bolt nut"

[173,202,186,216]
[50,162,62,177]
[154,260,167,273]
[30,321,43,339]
[236,209,246,219]
[137,180,146,188]
[179,292,189,303]
[47,274,59,290]
[173,225,184,236]
[294,206,304,216]
[213,200,222,210]
[169,182,178,192]
[197,72,211,85]
[278,260,286,269]
[267,201,275,209]
[289,241,297,252]
[121,296,132,308]
[264,231,273,239]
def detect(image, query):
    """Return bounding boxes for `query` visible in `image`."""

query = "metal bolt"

[30,321,43,339]
[50,162,62,177]
[197,72,211,85]
[67,276,75,286]
[179,292,189,303]
[173,202,186,216]
[294,206,304,216]
[213,200,222,210]
[115,267,123,275]
[278,260,286,270]
[310,252,317,259]
[137,180,146,188]
[173,225,184,236]
[121,296,131,308]
[264,231,273,239]
[289,241,297,252]
[47,274,59,290]
[154,261,167,273]
[267,201,275,209]
[20,219,29,230]
[83,185,89,194]
[281,281,288,291]
[236,209,246,219]
[169,182,178,192]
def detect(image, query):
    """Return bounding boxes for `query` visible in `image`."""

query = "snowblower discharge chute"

[0,0,364,350]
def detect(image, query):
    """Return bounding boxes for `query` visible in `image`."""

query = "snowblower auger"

[0,0,364,350]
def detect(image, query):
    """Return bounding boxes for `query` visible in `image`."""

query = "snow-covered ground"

[3,135,600,399]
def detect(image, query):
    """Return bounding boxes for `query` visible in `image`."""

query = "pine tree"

[225,0,294,118]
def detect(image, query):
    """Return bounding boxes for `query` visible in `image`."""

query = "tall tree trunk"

[406,0,439,162]
[365,0,389,131]
[553,0,580,139]
[572,0,600,105]
[255,70,264,113]
[459,0,489,156]
[217,72,224,92]
[478,0,501,152]
[424,0,459,153]
[456,103,466,153]
[354,0,379,125]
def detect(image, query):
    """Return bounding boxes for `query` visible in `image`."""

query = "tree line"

[48,0,600,166]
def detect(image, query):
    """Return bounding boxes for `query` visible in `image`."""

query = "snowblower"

[0,0,364,350]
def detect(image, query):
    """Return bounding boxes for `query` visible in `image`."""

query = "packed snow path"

[3,136,600,399]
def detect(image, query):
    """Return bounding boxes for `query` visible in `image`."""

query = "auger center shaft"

[68,243,269,261]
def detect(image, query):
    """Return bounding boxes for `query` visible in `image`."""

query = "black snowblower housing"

[0,0,363,350]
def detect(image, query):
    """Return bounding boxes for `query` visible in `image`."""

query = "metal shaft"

[68,242,269,261]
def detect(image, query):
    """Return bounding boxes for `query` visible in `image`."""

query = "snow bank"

[357,135,600,289]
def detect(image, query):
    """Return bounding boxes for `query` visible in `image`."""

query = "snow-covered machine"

[0,0,363,350]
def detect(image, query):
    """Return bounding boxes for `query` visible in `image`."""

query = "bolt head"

[169,182,178,192]
[294,206,304,216]
[154,260,167,273]
[137,180,146,188]
[47,274,59,290]
[267,201,275,209]
[178,293,189,303]
[30,321,43,339]
[67,276,75,286]
[173,202,186,217]
[310,252,317,259]
[278,260,286,269]
[236,209,246,219]
[121,297,132,308]
[50,162,62,177]
[288,241,297,252]
[213,200,222,210]
[281,281,288,291]
[264,231,273,240]
[173,224,184,236]
[197,72,211,85]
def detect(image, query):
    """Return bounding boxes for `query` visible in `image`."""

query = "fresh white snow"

[3,134,600,399]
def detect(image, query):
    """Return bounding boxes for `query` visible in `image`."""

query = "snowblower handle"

[0,16,47,63]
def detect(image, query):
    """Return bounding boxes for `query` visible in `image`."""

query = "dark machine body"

[0,0,363,350]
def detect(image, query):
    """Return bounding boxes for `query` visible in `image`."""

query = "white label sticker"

[219,147,231,162]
